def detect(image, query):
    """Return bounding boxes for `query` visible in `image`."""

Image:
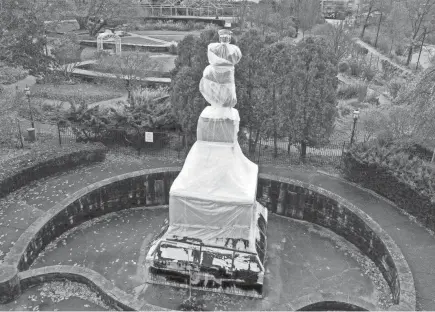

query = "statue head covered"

[199,29,242,108]
[218,29,232,44]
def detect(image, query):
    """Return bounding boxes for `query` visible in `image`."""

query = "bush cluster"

[32,84,124,104]
[337,83,368,100]
[128,20,210,32]
[168,41,178,55]
[343,140,435,230]
[0,63,28,85]
[387,78,404,99]
[349,60,362,77]
[338,61,349,73]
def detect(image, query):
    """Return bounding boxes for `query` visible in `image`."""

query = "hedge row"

[342,141,435,231]
[0,143,107,199]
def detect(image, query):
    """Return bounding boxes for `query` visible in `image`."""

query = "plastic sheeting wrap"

[146,32,267,297]
[197,107,240,143]
[199,42,242,108]
[168,117,259,251]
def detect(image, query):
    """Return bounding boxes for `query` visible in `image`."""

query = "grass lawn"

[132,30,202,37]
[121,37,168,46]
[30,83,125,104]
[147,35,185,42]
[86,53,176,73]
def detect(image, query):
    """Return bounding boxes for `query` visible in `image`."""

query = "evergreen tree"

[235,29,268,154]
[0,0,53,74]
[290,37,338,160]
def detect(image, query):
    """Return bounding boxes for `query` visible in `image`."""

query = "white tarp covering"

[199,42,242,108]
[158,38,259,253]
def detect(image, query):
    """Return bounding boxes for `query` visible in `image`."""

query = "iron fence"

[14,120,351,167]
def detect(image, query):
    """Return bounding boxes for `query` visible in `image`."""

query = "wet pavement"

[1,155,434,310]
[31,207,391,310]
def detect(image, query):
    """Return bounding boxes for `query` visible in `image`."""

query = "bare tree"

[359,0,385,39]
[403,0,435,65]
[51,0,143,36]
[297,0,321,37]
[96,50,160,105]
[384,1,409,55]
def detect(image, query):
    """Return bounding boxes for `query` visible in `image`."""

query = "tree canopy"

[0,0,53,74]
[171,28,338,159]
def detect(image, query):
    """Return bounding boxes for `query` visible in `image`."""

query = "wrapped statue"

[146,29,267,299]
[199,29,242,108]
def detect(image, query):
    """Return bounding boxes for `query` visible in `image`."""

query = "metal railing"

[13,120,350,167]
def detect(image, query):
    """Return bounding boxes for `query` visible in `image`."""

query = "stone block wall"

[3,169,413,308]
[0,144,107,199]
[256,175,401,304]
[10,170,179,271]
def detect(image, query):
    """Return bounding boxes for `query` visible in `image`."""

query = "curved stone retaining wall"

[256,174,415,309]
[4,168,180,271]
[0,144,107,199]
[18,265,165,311]
[1,169,415,310]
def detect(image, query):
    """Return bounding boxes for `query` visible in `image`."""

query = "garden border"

[0,168,416,311]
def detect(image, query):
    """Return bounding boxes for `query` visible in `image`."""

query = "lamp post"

[350,109,360,145]
[24,86,35,128]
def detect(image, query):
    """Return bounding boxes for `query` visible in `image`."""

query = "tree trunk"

[273,85,277,158]
[300,141,307,162]
[274,130,278,158]
[287,134,291,154]
[253,129,260,153]
[248,126,253,155]
[76,16,89,30]
[406,45,413,66]
[360,11,371,38]
[90,19,107,37]
[389,37,394,55]
[374,12,382,48]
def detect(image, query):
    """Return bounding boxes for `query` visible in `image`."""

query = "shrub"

[340,107,351,117]
[343,140,435,230]
[0,63,28,85]
[395,45,405,56]
[0,142,107,198]
[131,86,169,107]
[349,61,362,77]
[337,83,368,100]
[362,34,372,46]
[357,83,368,102]
[168,42,178,55]
[356,45,369,55]
[365,92,380,106]
[362,66,376,82]
[387,78,404,99]
[282,26,297,38]
[338,61,349,73]
[376,38,390,55]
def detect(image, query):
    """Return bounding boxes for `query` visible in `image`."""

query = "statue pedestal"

[146,108,268,297]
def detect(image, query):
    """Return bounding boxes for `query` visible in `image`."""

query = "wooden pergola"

[140,0,238,17]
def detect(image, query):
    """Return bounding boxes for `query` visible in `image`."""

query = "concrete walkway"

[0,157,434,310]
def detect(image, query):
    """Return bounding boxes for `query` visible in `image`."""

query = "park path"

[353,38,414,76]
[0,155,434,309]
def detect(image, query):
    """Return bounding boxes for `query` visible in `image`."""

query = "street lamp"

[24,86,35,128]
[350,109,360,145]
